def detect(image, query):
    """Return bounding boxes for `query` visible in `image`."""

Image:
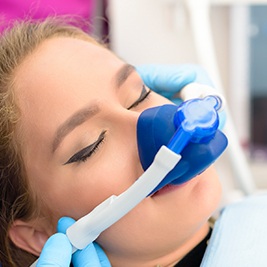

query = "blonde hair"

[0,17,101,267]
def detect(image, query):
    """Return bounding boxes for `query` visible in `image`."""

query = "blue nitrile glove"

[37,233,72,266]
[136,64,196,106]
[58,217,111,267]
[37,217,111,267]
[136,64,226,129]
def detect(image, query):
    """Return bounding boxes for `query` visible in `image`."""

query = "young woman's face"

[14,37,221,266]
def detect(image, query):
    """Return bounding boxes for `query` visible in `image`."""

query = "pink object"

[0,0,95,32]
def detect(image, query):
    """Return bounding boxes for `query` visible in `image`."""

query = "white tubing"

[66,146,181,249]
[30,146,181,266]
[183,0,256,195]
[180,82,226,112]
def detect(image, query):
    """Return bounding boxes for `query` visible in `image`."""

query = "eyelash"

[64,86,150,165]
[64,130,106,165]
[127,85,151,110]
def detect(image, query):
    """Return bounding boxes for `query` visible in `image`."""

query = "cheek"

[41,144,141,221]
[190,166,222,217]
[96,167,221,258]
[149,92,173,107]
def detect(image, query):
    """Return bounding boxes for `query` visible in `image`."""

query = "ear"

[9,219,50,256]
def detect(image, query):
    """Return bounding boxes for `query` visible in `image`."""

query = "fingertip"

[46,233,71,248]
[171,68,196,89]
[72,243,101,267]
[94,243,112,266]
[57,217,76,233]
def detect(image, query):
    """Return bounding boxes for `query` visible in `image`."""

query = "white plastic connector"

[179,82,226,112]
[67,146,181,250]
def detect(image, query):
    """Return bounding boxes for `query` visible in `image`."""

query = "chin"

[192,167,222,214]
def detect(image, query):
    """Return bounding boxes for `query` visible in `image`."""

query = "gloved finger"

[94,243,112,267]
[57,217,76,234]
[37,233,72,267]
[57,217,112,267]
[72,243,103,267]
[136,64,196,93]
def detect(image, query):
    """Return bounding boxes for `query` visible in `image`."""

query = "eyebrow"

[52,105,100,153]
[52,63,135,153]
[115,63,136,88]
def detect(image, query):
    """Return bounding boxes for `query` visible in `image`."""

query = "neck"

[109,222,210,267]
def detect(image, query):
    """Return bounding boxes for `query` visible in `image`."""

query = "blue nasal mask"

[31,84,228,266]
[137,96,227,195]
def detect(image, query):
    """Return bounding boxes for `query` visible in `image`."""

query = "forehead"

[13,37,124,148]
[15,36,122,86]
[14,36,124,108]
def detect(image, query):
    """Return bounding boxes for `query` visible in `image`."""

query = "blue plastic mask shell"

[137,104,228,195]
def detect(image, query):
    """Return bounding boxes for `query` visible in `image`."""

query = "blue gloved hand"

[58,217,111,267]
[136,64,196,106]
[37,217,111,267]
[136,64,226,129]
[37,233,72,267]
[135,64,219,104]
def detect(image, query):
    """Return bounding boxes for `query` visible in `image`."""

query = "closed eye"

[64,130,106,165]
[127,85,151,110]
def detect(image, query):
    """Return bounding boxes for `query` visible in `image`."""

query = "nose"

[110,106,142,166]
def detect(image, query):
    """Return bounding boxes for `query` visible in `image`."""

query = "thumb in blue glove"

[136,64,226,129]
[37,233,72,267]
[58,217,111,267]
[136,64,196,104]
[36,217,111,267]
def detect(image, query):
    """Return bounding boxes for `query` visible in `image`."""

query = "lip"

[151,177,196,197]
